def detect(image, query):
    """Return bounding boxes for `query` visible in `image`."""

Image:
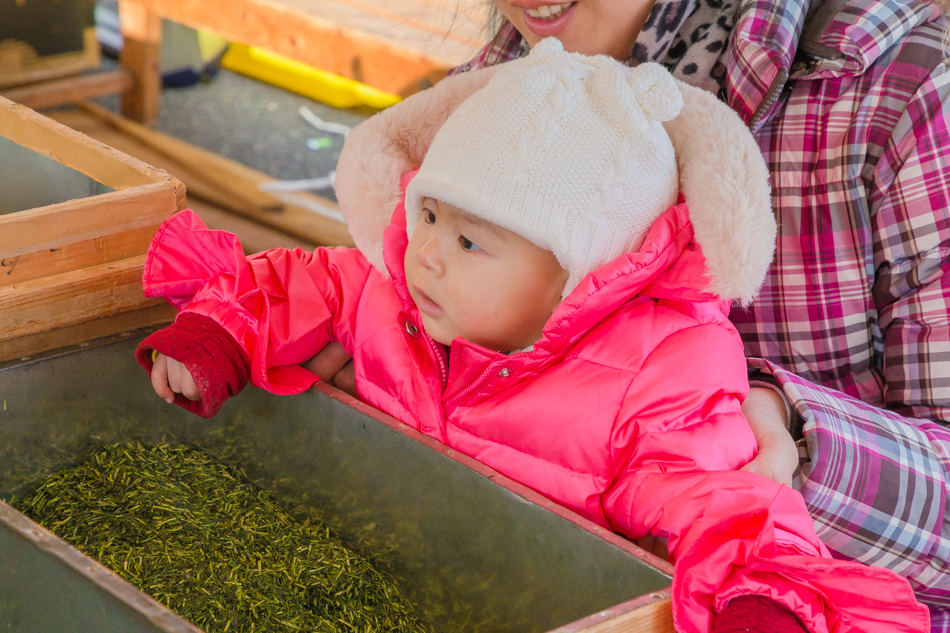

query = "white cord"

[258,171,336,193]
[298,106,353,136]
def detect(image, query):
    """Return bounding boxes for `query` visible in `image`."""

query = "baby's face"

[404,198,568,351]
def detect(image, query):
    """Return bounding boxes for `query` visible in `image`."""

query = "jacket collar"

[795,0,945,76]
[724,0,809,127]
[534,200,717,356]
[724,0,944,128]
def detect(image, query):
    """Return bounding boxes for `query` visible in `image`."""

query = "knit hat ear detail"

[523,35,566,60]
[628,63,684,122]
[406,38,681,296]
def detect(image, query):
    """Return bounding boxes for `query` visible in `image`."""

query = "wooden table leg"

[118,1,162,123]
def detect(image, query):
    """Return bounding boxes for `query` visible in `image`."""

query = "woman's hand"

[150,353,201,403]
[740,387,798,487]
[303,342,357,398]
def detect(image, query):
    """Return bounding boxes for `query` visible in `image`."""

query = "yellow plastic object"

[221,43,402,110]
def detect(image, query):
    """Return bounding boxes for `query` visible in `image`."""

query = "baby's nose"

[415,238,444,275]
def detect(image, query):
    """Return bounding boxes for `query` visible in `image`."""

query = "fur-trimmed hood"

[334,66,774,306]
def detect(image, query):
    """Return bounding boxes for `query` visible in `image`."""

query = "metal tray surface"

[0,331,672,632]
[0,135,113,216]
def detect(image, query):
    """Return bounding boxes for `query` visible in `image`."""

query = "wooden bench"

[116,0,489,122]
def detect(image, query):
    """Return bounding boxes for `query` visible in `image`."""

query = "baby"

[138,39,928,633]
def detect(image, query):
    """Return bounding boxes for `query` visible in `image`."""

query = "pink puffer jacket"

[142,177,927,633]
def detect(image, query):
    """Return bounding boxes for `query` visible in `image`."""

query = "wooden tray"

[0,13,100,90]
[0,96,184,362]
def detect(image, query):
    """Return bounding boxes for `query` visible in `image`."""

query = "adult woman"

[317,0,950,627]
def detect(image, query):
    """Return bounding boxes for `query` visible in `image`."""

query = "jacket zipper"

[749,68,788,131]
[443,365,497,408]
[424,334,448,388]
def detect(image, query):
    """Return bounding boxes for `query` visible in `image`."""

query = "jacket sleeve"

[602,323,929,633]
[142,208,375,396]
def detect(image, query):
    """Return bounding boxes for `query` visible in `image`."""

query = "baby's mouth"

[525,2,575,20]
[413,286,443,317]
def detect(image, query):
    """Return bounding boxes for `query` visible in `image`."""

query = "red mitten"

[136,312,250,418]
[712,595,809,633]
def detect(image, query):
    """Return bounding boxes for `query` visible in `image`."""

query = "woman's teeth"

[525,2,573,19]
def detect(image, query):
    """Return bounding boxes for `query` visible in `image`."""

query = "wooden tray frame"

[0,96,183,362]
[0,27,101,90]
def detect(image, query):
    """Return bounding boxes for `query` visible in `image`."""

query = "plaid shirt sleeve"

[758,56,950,623]
[448,22,528,75]
[872,71,950,423]
[754,357,950,623]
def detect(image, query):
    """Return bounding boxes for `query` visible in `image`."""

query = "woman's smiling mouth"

[525,2,575,19]
[515,1,578,38]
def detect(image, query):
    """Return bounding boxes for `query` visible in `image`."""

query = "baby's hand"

[150,352,201,404]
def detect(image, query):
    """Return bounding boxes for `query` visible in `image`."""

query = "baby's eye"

[423,209,436,225]
[459,236,480,251]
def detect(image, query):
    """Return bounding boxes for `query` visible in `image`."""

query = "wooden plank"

[0,28,101,90]
[0,183,178,259]
[567,596,674,633]
[1,70,134,111]
[0,255,161,341]
[0,96,185,196]
[77,99,285,213]
[0,225,161,286]
[0,303,176,363]
[119,2,163,123]
[278,0,488,58]
[118,0,457,96]
[47,107,353,248]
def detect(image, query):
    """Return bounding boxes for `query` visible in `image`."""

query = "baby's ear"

[335,65,501,273]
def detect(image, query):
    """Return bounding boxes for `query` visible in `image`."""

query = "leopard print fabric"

[469,0,739,94]
[633,0,739,94]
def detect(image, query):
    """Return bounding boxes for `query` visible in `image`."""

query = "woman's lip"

[413,286,443,317]
[518,2,577,39]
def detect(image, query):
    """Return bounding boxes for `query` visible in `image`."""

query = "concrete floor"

[94,57,377,203]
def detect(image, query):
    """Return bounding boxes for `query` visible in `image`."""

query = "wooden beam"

[119,2,163,123]
[118,0,451,97]
[0,95,185,196]
[1,70,134,111]
[0,183,178,260]
[77,100,284,213]
[47,107,353,248]
[0,28,102,90]
[0,303,176,363]
[0,255,161,341]
[571,595,674,633]
[1,225,161,286]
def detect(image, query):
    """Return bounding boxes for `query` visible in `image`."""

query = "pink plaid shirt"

[454,0,950,628]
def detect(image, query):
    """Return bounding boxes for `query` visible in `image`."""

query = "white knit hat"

[405,38,683,296]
